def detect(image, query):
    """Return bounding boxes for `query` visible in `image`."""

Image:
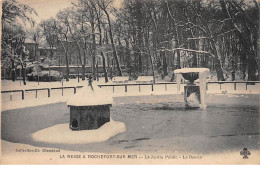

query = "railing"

[1,86,83,101]
[206,81,260,90]
[98,82,177,93]
[98,81,260,93]
[1,81,260,101]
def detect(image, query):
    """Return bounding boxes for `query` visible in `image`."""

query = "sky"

[18,0,73,22]
[18,0,124,25]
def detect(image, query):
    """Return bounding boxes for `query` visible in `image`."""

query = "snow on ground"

[1,95,68,111]
[1,78,260,111]
[174,68,210,73]
[32,119,126,144]
[1,92,260,164]
[1,78,90,91]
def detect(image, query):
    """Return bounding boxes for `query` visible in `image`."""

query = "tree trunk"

[74,40,84,80]
[248,51,257,81]
[82,65,86,80]
[191,40,197,67]
[162,51,167,78]
[125,38,131,74]
[34,43,38,62]
[91,22,96,80]
[104,10,122,76]
[219,0,258,80]
[82,40,87,81]
[22,65,26,85]
[138,50,142,73]
[176,49,181,69]
[11,59,16,81]
[210,40,224,81]
[165,1,181,69]
[148,46,155,83]
[59,41,70,81]
[95,8,108,83]
[96,61,99,81]
[101,52,108,83]
[65,53,70,81]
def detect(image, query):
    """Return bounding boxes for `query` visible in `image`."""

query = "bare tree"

[56,11,72,81]
[97,0,122,76]
[1,0,37,83]
[90,1,109,82]
[219,0,259,81]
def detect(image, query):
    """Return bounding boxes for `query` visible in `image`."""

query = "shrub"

[27,70,63,82]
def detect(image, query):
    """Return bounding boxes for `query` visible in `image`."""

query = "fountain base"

[184,84,201,109]
[32,120,126,144]
[69,105,111,130]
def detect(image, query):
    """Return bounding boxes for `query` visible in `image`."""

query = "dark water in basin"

[1,94,259,154]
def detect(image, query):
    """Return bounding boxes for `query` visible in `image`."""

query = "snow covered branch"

[160,48,214,57]
[187,37,210,40]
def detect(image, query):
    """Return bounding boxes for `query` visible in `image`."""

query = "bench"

[112,76,129,83]
[135,76,154,83]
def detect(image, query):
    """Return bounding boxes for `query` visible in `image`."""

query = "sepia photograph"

[0,0,259,165]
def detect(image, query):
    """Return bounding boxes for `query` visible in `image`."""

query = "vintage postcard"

[0,0,259,165]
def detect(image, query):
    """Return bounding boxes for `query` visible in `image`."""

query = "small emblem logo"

[240,148,251,159]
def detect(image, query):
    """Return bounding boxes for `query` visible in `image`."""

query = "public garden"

[1,0,260,164]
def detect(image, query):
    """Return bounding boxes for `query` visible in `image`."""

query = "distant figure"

[88,74,93,90]
[231,71,235,81]
[224,74,229,81]
[170,72,175,82]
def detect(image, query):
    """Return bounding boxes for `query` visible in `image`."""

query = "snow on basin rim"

[67,84,114,106]
[32,120,126,144]
[174,68,210,74]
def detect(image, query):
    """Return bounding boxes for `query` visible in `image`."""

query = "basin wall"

[69,105,110,130]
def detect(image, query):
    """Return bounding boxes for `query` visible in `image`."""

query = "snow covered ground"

[1,94,260,164]
[1,78,260,111]
[1,78,91,91]
[1,77,259,163]
[32,119,126,144]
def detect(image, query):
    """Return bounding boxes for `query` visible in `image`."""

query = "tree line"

[1,0,259,83]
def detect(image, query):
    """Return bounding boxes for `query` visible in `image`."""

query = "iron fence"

[1,81,259,101]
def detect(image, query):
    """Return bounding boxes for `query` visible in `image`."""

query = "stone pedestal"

[174,68,209,109]
[69,105,111,130]
[67,76,113,131]
[184,84,201,109]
